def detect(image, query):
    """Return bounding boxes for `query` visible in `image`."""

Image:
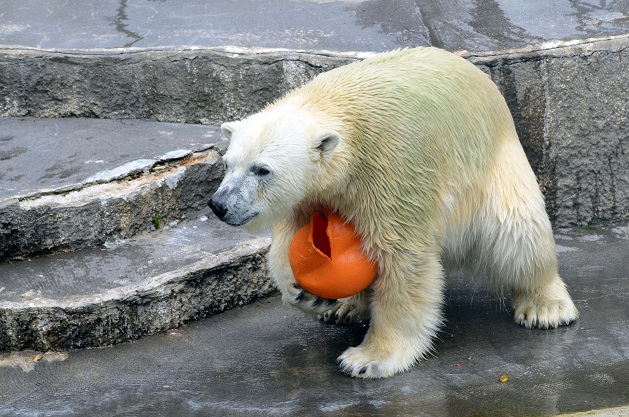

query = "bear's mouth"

[224,212,259,227]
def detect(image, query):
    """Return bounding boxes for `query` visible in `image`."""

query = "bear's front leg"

[337,251,444,378]
[268,217,339,316]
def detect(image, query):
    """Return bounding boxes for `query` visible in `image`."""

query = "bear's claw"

[319,297,370,325]
[284,283,338,316]
[336,349,382,378]
[512,279,579,329]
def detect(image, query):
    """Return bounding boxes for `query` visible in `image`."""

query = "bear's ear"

[220,121,241,140]
[314,130,341,162]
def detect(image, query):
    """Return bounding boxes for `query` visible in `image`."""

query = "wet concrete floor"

[1,225,628,416]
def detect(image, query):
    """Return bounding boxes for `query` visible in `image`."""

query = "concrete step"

[1,226,628,416]
[0,117,274,351]
[0,117,226,261]
[0,213,272,351]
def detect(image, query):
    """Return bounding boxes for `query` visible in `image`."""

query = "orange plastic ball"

[288,207,378,299]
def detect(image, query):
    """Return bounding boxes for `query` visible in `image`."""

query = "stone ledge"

[0,118,226,261]
[0,215,273,351]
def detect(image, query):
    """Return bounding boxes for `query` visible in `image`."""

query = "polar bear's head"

[209,107,342,229]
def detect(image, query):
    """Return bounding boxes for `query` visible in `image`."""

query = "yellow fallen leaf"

[499,374,509,383]
[33,353,44,363]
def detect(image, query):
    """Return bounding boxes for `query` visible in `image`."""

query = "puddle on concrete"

[612,226,629,240]
[556,244,580,253]
[579,234,605,242]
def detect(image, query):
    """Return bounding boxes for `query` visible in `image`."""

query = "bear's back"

[275,48,515,185]
[263,48,527,253]
[278,47,514,152]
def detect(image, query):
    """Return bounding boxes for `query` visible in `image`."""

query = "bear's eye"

[251,164,271,177]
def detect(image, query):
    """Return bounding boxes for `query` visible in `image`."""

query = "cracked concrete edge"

[0,148,225,261]
[0,238,274,351]
[5,143,218,202]
[560,405,629,417]
[0,43,378,59]
[460,33,629,62]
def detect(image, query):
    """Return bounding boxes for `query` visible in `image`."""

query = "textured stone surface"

[0,49,362,124]
[0,215,273,351]
[1,37,628,226]
[1,0,628,53]
[0,118,226,261]
[467,37,629,226]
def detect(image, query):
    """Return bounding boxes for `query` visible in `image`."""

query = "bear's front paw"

[337,345,412,379]
[283,283,338,316]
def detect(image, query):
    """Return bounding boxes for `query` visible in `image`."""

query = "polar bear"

[209,47,579,379]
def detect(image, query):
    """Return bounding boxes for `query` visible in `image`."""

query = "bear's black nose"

[208,197,228,219]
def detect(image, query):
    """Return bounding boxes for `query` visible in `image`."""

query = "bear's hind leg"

[481,212,579,329]
[337,251,444,378]
[481,140,578,329]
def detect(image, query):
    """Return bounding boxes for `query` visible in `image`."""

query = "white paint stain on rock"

[85,159,155,184]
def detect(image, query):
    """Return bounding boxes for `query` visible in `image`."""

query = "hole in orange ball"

[311,210,331,259]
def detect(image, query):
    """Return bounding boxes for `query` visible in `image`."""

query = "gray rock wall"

[468,37,629,226]
[0,49,359,124]
[1,38,627,226]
